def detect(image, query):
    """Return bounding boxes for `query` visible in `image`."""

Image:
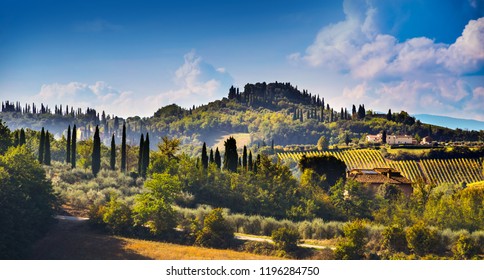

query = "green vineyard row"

[278,150,484,185]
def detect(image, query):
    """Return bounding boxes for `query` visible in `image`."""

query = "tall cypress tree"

[66,125,71,164]
[38,127,45,163]
[214,147,221,169]
[71,125,77,168]
[121,122,126,173]
[142,133,150,177]
[44,130,51,165]
[254,154,261,174]
[201,142,208,169]
[19,128,26,146]
[138,134,144,175]
[248,150,253,171]
[92,125,101,176]
[242,145,247,170]
[209,148,214,164]
[223,137,238,172]
[110,134,116,171]
[14,130,19,147]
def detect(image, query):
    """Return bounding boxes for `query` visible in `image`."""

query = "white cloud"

[31,51,233,117]
[293,0,484,121]
[151,50,233,108]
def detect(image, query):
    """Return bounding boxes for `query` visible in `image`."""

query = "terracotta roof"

[348,168,412,185]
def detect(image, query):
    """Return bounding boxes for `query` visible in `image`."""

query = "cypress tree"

[248,150,253,171]
[242,145,247,170]
[209,148,214,164]
[19,128,26,146]
[14,130,19,147]
[382,130,387,144]
[92,125,101,176]
[121,122,126,173]
[387,109,392,121]
[110,134,116,171]
[142,133,150,177]
[71,125,77,168]
[223,137,238,172]
[138,134,144,175]
[66,125,71,163]
[254,154,260,174]
[201,142,208,169]
[38,127,45,163]
[44,130,51,165]
[214,147,221,169]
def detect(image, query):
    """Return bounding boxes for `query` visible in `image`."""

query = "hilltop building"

[366,133,416,145]
[347,168,413,196]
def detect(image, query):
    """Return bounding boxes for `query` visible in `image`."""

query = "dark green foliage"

[299,155,346,190]
[242,145,247,170]
[142,133,150,177]
[330,179,373,220]
[209,148,214,164]
[44,131,51,166]
[223,137,238,172]
[19,128,26,146]
[405,222,440,256]
[248,150,253,171]
[382,130,387,144]
[66,125,71,164]
[38,127,45,163]
[387,109,392,121]
[195,208,234,249]
[138,134,144,174]
[71,125,77,168]
[110,134,116,171]
[271,227,300,253]
[121,123,126,173]
[92,125,101,176]
[214,147,221,169]
[0,146,56,259]
[382,224,407,253]
[201,142,208,169]
[334,220,367,260]
[13,130,19,146]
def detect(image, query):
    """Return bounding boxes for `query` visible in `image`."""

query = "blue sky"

[0,0,483,120]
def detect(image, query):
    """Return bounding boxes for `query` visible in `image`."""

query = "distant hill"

[414,114,484,131]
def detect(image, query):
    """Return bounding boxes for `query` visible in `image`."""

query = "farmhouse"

[421,136,433,145]
[347,168,413,196]
[386,134,416,145]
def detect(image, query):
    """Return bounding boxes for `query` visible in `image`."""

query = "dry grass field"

[31,218,282,260]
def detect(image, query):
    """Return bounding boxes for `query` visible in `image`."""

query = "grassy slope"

[31,218,281,260]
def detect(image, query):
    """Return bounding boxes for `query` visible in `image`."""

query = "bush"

[271,227,300,253]
[195,208,234,249]
[334,220,367,260]
[102,197,133,234]
[452,233,478,260]
[406,222,440,256]
[382,224,407,253]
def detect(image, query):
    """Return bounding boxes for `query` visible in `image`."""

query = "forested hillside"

[2,82,483,156]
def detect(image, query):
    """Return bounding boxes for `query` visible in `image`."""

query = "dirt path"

[234,234,335,250]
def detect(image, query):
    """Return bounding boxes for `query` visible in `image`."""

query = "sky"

[0,0,483,120]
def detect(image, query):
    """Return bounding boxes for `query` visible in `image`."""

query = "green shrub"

[102,197,133,234]
[195,208,234,249]
[452,233,478,260]
[382,224,407,253]
[271,227,300,253]
[406,222,440,256]
[334,220,367,260]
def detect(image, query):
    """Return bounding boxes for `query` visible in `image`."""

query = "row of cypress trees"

[138,132,150,177]
[201,137,260,173]
[38,127,51,165]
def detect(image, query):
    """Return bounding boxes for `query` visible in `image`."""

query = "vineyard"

[278,150,484,185]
